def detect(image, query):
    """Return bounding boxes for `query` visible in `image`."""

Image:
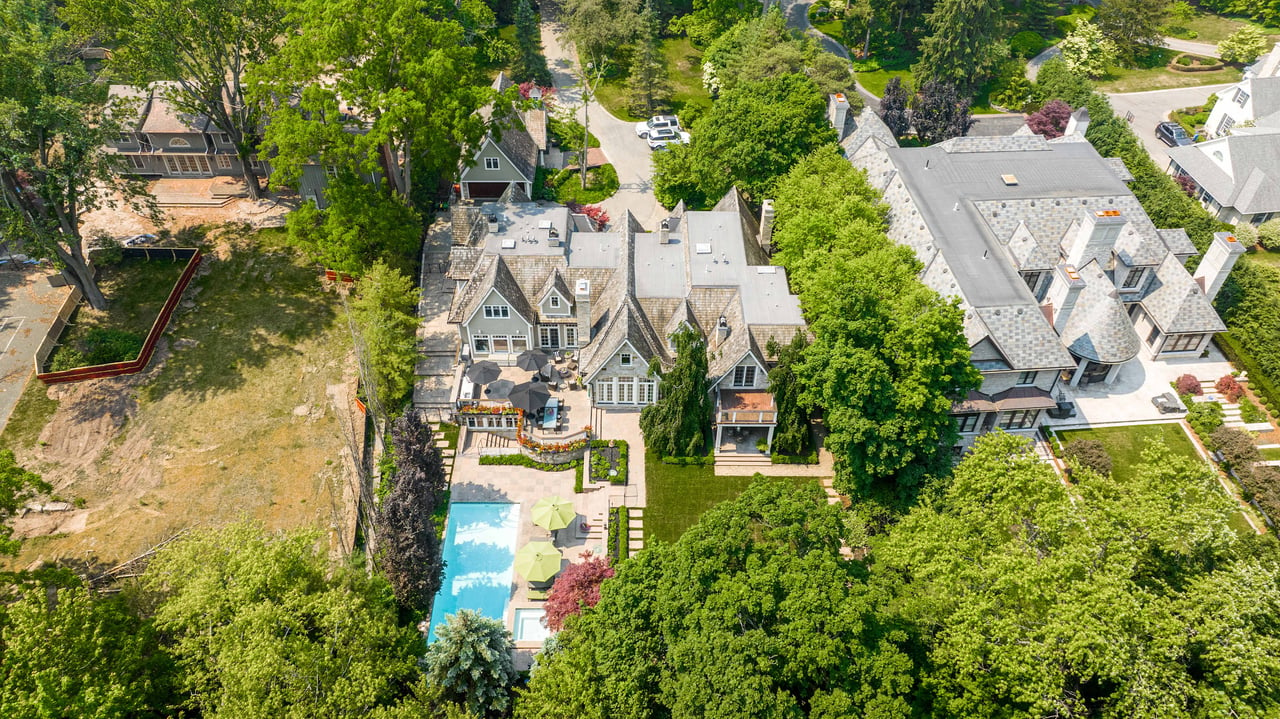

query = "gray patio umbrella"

[485,379,515,399]
[540,360,560,381]
[508,381,552,413]
[515,349,553,371]
[465,360,501,384]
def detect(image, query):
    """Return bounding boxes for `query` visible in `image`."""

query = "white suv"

[635,115,680,138]
[646,127,691,150]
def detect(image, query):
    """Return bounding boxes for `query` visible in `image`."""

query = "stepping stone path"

[627,507,644,556]
[430,422,457,479]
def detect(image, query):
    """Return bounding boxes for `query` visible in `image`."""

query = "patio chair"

[528,589,549,601]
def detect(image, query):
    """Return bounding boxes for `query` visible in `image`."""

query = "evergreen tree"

[765,333,811,456]
[639,326,713,457]
[350,263,421,408]
[627,0,672,115]
[910,80,975,145]
[912,0,1005,94]
[878,76,912,138]
[513,0,552,85]
[424,610,517,717]
[1095,0,1169,64]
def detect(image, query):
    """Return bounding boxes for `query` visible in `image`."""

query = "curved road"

[775,0,881,109]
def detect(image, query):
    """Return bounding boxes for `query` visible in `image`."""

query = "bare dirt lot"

[1,224,361,569]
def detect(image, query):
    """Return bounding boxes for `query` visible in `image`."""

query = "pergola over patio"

[715,389,777,450]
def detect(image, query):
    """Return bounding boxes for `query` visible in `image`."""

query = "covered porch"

[714,389,777,453]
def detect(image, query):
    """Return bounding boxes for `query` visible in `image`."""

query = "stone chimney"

[715,315,730,345]
[1065,209,1124,269]
[759,199,775,253]
[828,93,850,141]
[1045,263,1086,334]
[1065,107,1090,138]
[1193,231,1246,301]
[659,218,671,244]
[575,279,592,343]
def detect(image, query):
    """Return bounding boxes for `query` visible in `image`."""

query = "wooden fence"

[35,248,202,385]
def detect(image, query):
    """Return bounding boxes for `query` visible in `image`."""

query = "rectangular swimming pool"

[428,502,520,642]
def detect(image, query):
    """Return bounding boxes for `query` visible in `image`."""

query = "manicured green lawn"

[1245,249,1280,267]
[1058,423,1201,481]
[1095,46,1242,93]
[1165,12,1280,45]
[856,68,913,98]
[644,452,818,544]
[595,37,711,123]
[1258,446,1280,461]
[548,164,619,204]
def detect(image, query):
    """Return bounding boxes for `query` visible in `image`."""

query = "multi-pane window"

[617,379,635,404]
[1121,267,1146,289]
[472,335,490,353]
[1021,271,1043,293]
[620,352,632,367]
[1147,326,1162,346]
[1234,88,1250,106]
[732,365,756,387]
[638,380,656,404]
[564,327,577,347]
[483,305,509,319]
[1252,213,1275,225]
[117,132,134,144]
[997,409,1038,430]
[325,165,339,179]
[549,295,560,309]
[127,156,147,170]
[216,132,231,144]
[954,413,980,433]
[216,155,232,169]
[1217,115,1235,136]
[1167,334,1202,352]
[169,137,191,148]
[596,380,614,403]
[484,157,500,170]
[539,326,559,348]
[1016,371,1037,386]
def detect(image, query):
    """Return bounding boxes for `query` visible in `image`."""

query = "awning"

[991,386,1058,411]
[952,390,996,413]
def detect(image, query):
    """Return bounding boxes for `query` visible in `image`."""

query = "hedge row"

[771,451,819,465]
[661,455,715,466]
[607,505,629,563]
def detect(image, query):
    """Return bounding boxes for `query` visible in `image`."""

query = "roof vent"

[500,239,516,250]
[756,266,778,274]
[695,243,712,254]
[537,220,553,230]
[1001,174,1018,185]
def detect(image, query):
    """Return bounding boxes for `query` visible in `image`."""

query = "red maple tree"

[543,552,615,631]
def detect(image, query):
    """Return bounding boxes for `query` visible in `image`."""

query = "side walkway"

[413,214,459,420]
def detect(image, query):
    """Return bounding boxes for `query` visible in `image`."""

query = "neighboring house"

[1167,131,1280,226]
[446,190,806,450]
[458,73,548,203]
[838,99,1242,450]
[105,82,267,182]
[1204,45,1280,139]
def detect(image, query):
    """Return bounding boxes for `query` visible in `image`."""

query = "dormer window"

[620,352,633,367]
[1121,267,1146,290]
[549,295,560,309]
[169,137,191,148]
[483,305,509,319]
[117,132,134,144]
[1234,88,1249,107]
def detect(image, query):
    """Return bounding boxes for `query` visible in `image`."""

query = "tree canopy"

[639,325,712,457]
[285,177,422,275]
[701,10,858,99]
[1095,0,1168,64]
[653,73,835,207]
[351,262,421,409]
[376,410,448,615]
[771,147,979,501]
[912,0,1005,94]
[424,610,517,718]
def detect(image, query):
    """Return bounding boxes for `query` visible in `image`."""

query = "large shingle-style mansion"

[445,191,805,449]
[834,95,1243,446]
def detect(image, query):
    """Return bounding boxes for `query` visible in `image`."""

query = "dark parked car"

[1156,121,1193,147]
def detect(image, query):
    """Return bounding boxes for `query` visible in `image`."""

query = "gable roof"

[449,254,536,325]
[494,118,538,183]
[1139,254,1227,334]
[1168,134,1280,214]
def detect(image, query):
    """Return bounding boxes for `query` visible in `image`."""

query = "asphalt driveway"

[0,270,72,433]
[1106,84,1232,168]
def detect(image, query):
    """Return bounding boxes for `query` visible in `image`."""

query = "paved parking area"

[0,270,72,432]
[1106,84,1233,168]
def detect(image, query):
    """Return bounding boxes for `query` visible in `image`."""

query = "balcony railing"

[716,409,777,425]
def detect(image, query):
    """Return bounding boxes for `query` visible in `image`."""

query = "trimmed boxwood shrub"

[1240,397,1269,424]
[661,455,715,466]
[1186,398,1225,442]
[1063,439,1113,477]
[588,439,628,485]
[772,451,819,464]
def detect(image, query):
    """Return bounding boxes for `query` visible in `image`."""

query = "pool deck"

[450,408,646,670]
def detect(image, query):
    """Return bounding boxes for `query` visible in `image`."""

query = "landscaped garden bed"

[607,505,629,562]
[588,439,628,485]
[1168,53,1225,72]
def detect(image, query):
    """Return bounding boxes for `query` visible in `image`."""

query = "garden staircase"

[627,508,645,556]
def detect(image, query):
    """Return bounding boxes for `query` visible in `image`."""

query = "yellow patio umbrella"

[514,541,563,583]
[531,495,576,532]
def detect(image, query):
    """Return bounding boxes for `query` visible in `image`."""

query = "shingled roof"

[1139,254,1227,334]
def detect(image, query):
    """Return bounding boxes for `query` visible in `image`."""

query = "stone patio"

[1046,344,1236,428]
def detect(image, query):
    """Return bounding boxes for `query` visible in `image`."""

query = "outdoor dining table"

[541,398,560,431]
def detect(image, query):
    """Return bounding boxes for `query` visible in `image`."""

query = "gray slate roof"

[1139,254,1227,334]
[1059,260,1141,364]
[1251,77,1280,118]
[840,108,898,156]
[494,117,539,183]
[1168,134,1280,214]
[971,306,1075,371]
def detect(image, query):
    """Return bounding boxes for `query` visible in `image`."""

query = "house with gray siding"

[835,97,1242,450]
[446,190,806,449]
[458,73,547,202]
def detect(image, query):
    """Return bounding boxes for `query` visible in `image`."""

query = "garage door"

[466,181,511,200]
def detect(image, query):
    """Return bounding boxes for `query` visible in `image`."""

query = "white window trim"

[549,295,560,309]
[216,155,232,170]
[168,137,191,148]
[483,305,510,319]
[619,352,633,367]
[732,364,757,388]
[127,155,146,170]
[484,157,500,170]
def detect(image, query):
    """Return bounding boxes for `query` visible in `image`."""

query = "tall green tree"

[876,431,1280,717]
[64,0,289,200]
[376,410,447,615]
[702,9,857,98]
[516,479,917,718]
[513,0,552,85]
[424,610,517,718]
[627,0,672,116]
[285,177,422,274]
[252,0,491,205]
[0,0,150,309]
[640,326,713,457]
[669,0,758,46]
[0,585,174,718]
[350,262,421,409]
[653,73,835,207]
[771,147,979,500]
[1095,0,1169,64]
[558,0,642,69]
[143,522,422,719]
[764,332,811,457]
[912,0,1005,94]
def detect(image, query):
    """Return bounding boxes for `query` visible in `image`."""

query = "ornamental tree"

[1059,21,1118,78]
[910,80,975,145]
[376,410,448,614]
[543,552,615,631]
[1026,100,1073,138]
[879,76,912,138]
[1219,26,1270,64]
[424,610,517,718]
[639,325,713,457]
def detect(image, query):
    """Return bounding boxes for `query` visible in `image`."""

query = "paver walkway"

[414,213,459,419]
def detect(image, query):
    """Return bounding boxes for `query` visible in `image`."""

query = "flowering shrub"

[1216,374,1245,402]
[567,202,610,230]
[1176,374,1202,396]
[518,82,556,104]
[457,405,523,415]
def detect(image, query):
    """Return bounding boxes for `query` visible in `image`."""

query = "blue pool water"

[428,502,520,642]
